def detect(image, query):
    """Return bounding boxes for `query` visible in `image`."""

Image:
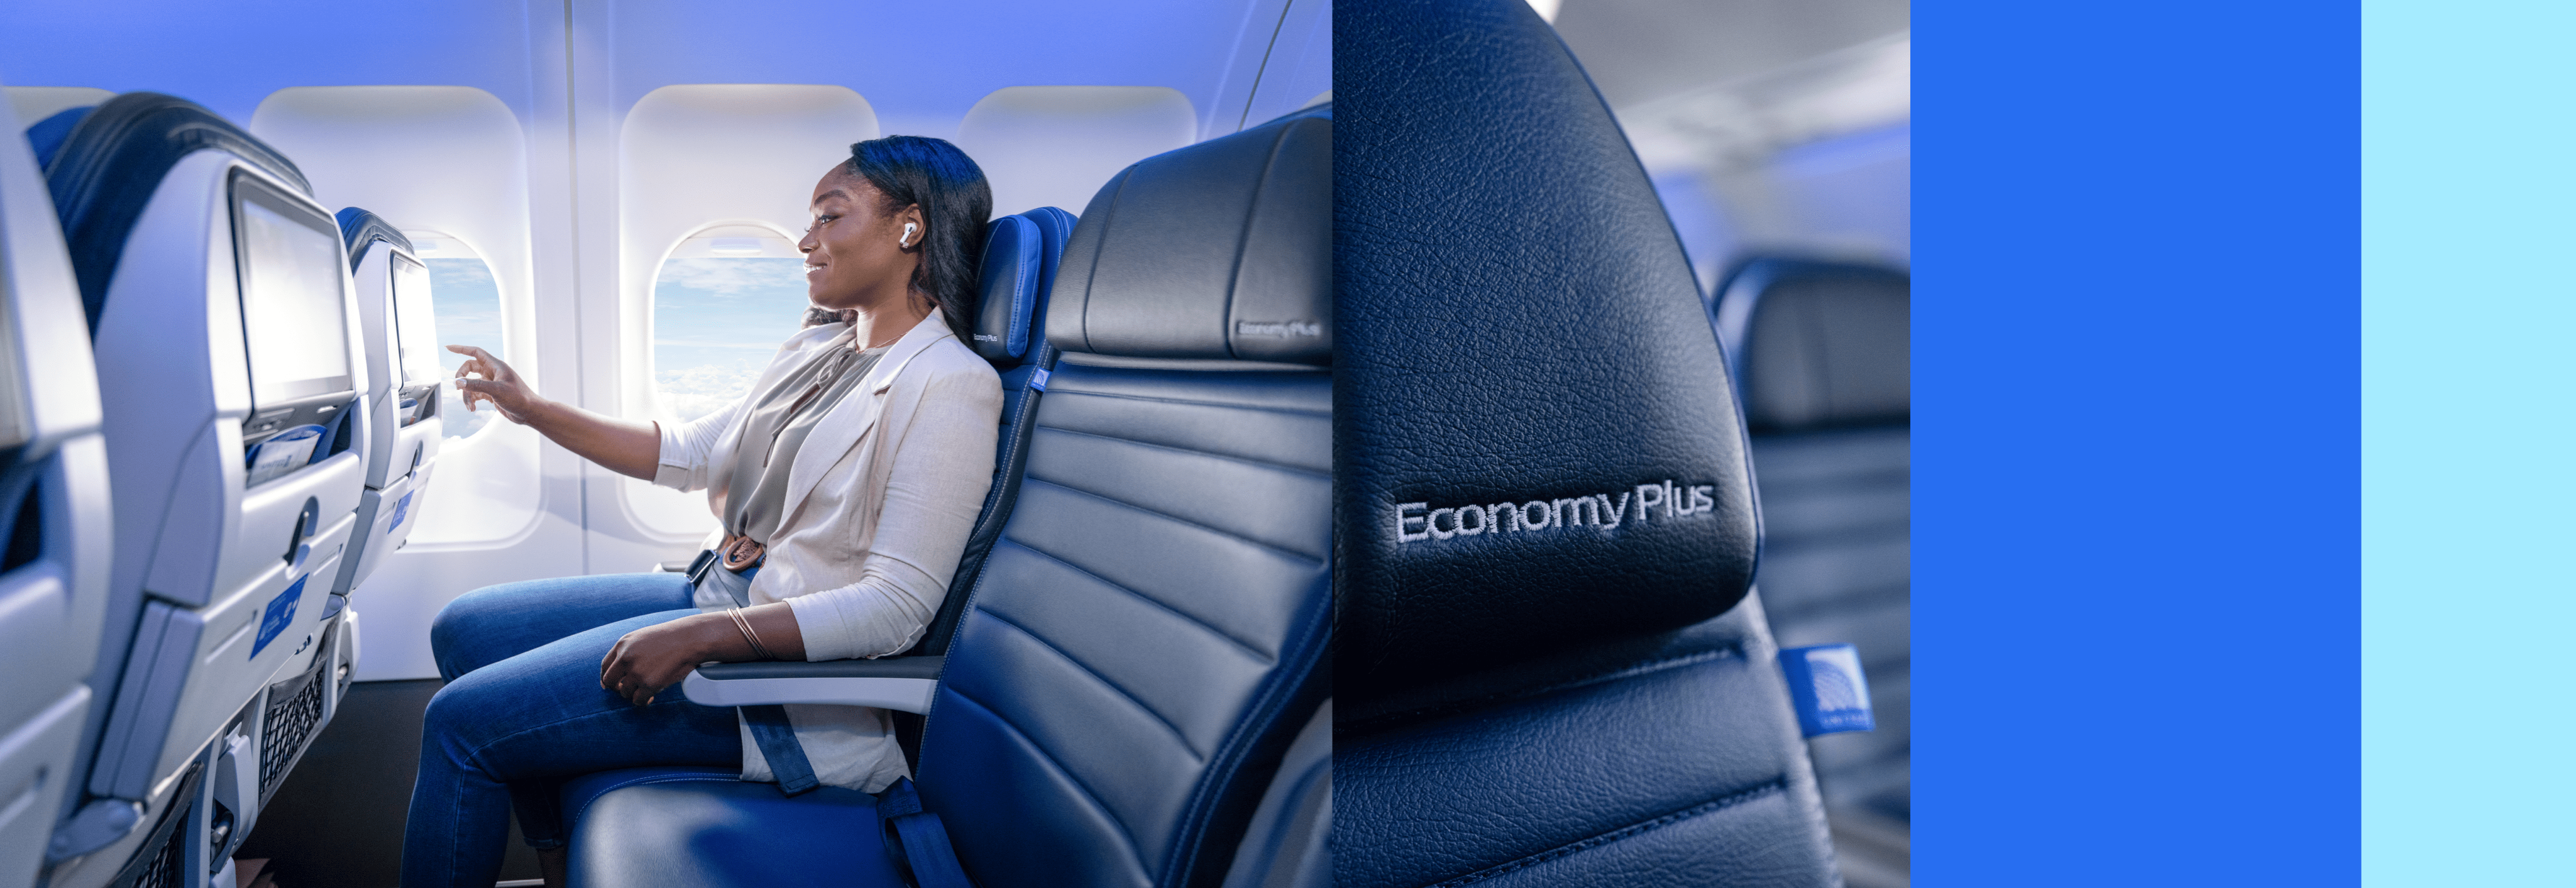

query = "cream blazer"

[652,309,1001,792]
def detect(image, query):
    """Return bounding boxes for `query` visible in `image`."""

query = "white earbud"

[901,222,918,247]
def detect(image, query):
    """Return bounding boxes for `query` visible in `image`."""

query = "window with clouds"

[426,255,505,440]
[652,257,812,424]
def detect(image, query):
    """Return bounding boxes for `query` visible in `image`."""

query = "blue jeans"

[402,573,741,888]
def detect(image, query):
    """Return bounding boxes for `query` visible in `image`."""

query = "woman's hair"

[845,135,993,343]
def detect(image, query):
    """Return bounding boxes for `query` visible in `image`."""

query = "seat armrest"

[681,656,945,714]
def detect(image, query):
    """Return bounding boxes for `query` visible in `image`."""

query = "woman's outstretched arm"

[446,344,660,480]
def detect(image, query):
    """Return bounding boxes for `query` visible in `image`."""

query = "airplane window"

[648,228,808,426]
[407,235,505,440]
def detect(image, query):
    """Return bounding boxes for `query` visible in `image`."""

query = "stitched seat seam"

[1345,645,1747,733]
[941,688,1154,875]
[1018,474,1327,564]
[971,605,1209,761]
[1041,386,1331,417]
[1032,424,1331,479]
[993,536,1279,662]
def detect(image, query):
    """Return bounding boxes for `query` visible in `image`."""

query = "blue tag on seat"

[1778,644,1873,737]
[252,575,307,659]
[1028,366,1050,392]
[388,491,414,532]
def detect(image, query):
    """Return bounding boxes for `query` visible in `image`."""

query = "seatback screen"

[389,252,443,385]
[236,190,351,404]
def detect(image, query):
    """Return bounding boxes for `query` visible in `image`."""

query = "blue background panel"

[1917,0,2357,883]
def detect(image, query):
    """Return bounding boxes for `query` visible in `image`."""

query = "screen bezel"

[385,248,443,426]
[229,171,355,410]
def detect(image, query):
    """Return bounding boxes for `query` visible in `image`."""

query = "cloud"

[656,356,768,423]
[654,258,810,299]
[439,388,495,439]
[427,257,494,286]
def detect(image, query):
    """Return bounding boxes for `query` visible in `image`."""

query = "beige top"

[722,332,887,544]
[654,310,1001,792]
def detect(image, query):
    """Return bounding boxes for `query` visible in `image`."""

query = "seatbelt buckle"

[684,548,718,586]
[1777,644,1874,737]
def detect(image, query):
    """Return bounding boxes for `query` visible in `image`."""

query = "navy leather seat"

[879,205,1077,762]
[1714,257,1911,885]
[913,204,1076,658]
[1335,3,1841,886]
[566,110,1331,888]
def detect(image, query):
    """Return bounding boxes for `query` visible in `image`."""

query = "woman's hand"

[447,344,543,424]
[598,603,810,705]
[446,343,663,478]
[598,615,738,706]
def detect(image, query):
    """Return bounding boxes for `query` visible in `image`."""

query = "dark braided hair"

[845,136,992,343]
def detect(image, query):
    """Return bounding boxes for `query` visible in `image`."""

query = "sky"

[426,258,504,439]
[651,258,811,424]
[418,256,810,436]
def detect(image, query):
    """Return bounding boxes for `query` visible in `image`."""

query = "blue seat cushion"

[565,766,906,888]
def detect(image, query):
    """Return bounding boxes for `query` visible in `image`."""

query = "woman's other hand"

[447,344,541,424]
[598,615,737,706]
[598,603,809,705]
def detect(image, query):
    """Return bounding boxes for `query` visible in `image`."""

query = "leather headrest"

[334,206,414,272]
[1712,258,1910,433]
[1045,113,1329,366]
[1336,0,1761,699]
[971,206,1074,367]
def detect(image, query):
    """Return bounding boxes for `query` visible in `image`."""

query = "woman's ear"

[898,204,927,251]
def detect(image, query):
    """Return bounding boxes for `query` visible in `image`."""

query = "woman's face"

[800,168,926,314]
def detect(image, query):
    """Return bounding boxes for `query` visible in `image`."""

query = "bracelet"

[727,607,776,661]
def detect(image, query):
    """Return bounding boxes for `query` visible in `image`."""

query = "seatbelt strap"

[742,705,821,796]
[876,777,976,888]
[695,559,821,796]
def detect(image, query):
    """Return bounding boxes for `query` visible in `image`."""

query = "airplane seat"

[1214,700,1329,888]
[1334,2,1846,886]
[565,108,1332,888]
[883,205,1075,765]
[31,92,368,887]
[25,107,91,170]
[0,86,115,888]
[326,209,443,621]
[910,204,1076,659]
[557,204,1089,826]
[1712,256,1911,880]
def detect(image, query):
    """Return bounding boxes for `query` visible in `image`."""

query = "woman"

[401,136,1003,887]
